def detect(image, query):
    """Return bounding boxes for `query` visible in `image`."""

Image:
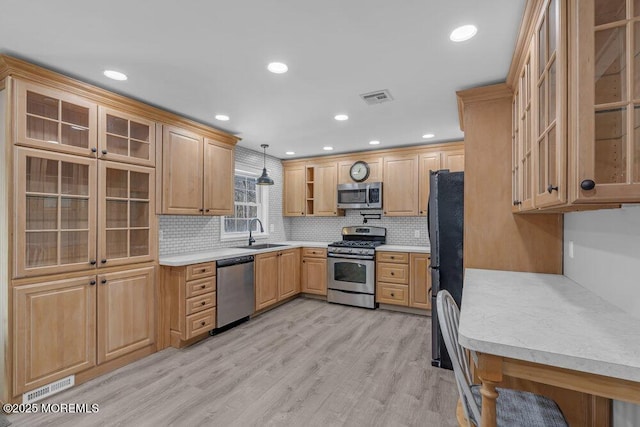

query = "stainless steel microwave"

[336,182,382,209]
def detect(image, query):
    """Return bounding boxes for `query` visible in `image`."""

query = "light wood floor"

[9,298,459,426]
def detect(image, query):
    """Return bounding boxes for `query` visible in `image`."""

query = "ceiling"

[0,0,525,159]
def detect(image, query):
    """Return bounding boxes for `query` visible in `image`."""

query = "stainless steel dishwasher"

[216,255,255,329]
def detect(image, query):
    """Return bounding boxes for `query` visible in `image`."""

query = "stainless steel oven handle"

[365,184,370,206]
[327,253,375,260]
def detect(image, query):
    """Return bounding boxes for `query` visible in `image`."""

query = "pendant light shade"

[257,144,274,186]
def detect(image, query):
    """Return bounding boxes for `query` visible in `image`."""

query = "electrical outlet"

[270,224,275,232]
[159,230,164,241]
[568,241,574,259]
[414,230,420,238]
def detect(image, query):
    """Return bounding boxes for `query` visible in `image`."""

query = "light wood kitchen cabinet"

[163,261,216,348]
[283,165,306,216]
[301,247,327,295]
[313,162,340,216]
[571,0,640,203]
[98,106,156,167]
[417,149,465,216]
[203,137,234,216]
[14,147,97,278]
[99,161,157,267]
[13,275,97,395]
[97,266,155,363]
[383,154,419,216]
[337,156,383,184]
[14,79,98,157]
[409,253,431,310]
[160,125,234,215]
[255,248,301,310]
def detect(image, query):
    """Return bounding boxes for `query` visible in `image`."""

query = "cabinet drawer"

[185,277,216,298]
[185,308,216,339]
[302,247,327,258]
[376,283,409,306]
[186,292,216,315]
[186,262,216,281]
[376,252,409,263]
[377,262,409,284]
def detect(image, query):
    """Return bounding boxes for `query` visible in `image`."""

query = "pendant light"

[257,144,274,186]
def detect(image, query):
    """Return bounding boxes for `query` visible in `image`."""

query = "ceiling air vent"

[360,89,394,105]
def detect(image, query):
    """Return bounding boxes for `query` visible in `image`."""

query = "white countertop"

[377,245,430,253]
[459,268,640,382]
[159,241,330,266]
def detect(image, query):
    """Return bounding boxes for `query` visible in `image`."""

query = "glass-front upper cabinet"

[98,161,156,267]
[15,148,97,278]
[574,0,640,202]
[15,80,98,157]
[516,41,535,211]
[534,0,566,208]
[98,107,156,167]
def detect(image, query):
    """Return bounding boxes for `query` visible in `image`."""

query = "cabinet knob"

[333,212,336,214]
[201,301,206,306]
[91,147,97,153]
[205,209,210,212]
[390,293,395,297]
[547,184,559,194]
[390,256,395,259]
[101,279,107,284]
[199,208,204,212]
[201,285,206,289]
[581,179,596,191]
[301,212,304,215]
[384,211,387,214]
[201,268,206,273]
[201,321,206,326]
[302,260,306,263]
[390,272,395,276]
[101,259,107,264]
[90,259,97,265]
[101,149,108,155]
[89,280,96,286]
[420,210,424,214]
[513,200,521,206]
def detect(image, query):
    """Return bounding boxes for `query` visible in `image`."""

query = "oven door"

[327,257,375,294]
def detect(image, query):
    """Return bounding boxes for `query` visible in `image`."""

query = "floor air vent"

[23,375,75,404]
[360,89,394,105]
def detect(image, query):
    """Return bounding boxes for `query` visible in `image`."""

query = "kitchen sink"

[234,243,290,250]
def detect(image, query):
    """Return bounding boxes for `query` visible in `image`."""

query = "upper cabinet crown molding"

[456,84,513,131]
[0,55,239,146]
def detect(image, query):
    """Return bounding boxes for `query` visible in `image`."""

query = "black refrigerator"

[428,170,464,370]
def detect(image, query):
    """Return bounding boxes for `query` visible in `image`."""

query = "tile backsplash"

[286,210,429,246]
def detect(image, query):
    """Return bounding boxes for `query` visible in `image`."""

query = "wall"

[159,145,288,255]
[287,210,428,246]
[564,205,640,426]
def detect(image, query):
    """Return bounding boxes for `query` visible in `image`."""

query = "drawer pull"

[390,256,395,259]
[201,321,206,326]
[390,272,395,276]
[201,285,206,289]
[201,268,206,273]
[201,301,206,306]
[390,293,395,297]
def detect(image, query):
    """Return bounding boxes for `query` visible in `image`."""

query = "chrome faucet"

[248,218,264,246]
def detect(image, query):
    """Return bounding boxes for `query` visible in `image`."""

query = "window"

[220,164,269,241]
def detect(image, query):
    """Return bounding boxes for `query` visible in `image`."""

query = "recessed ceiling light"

[285,151,295,155]
[422,133,435,139]
[103,70,127,81]
[450,25,478,42]
[369,140,380,145]
[323,146,334,151]
[267,62,288,74]
[334,114,349,121]
[215,114,230,121]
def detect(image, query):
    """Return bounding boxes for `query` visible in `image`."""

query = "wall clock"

[350,161,370,182]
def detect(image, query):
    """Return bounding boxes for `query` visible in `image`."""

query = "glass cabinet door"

[518,42,535,210]
[534,0,566,207]
[15,148,97,278]
[98,107,156,167]
[575,0,640,202]
[98,162,156,266]
[15,80,98,157]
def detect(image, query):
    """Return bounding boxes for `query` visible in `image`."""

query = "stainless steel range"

[327,226,386,309]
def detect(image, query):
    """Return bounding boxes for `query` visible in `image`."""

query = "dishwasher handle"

[217,255,255,268]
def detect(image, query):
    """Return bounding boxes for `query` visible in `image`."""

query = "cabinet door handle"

[547,184,559,194]
[390,256,395,259]
[101,149,108,155]
[390,293,395,297]
[581,179,596,191]
[199,208,204,212]
[302,260,306,263]
[428,287,432,296]
[420,210,424,214]
[91,147,97,153]
[390,272,395,276]
[89,280,96,286]
[201,268,206,273]
[201,321,206,326]
[101,259,107,264]
[513,200,521,206]
[301,212,304,215]
[201,285,206,289]
[90,259,97,265]
[205,209,210,212]
[201,301,206,306]
[101,279,107,284]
